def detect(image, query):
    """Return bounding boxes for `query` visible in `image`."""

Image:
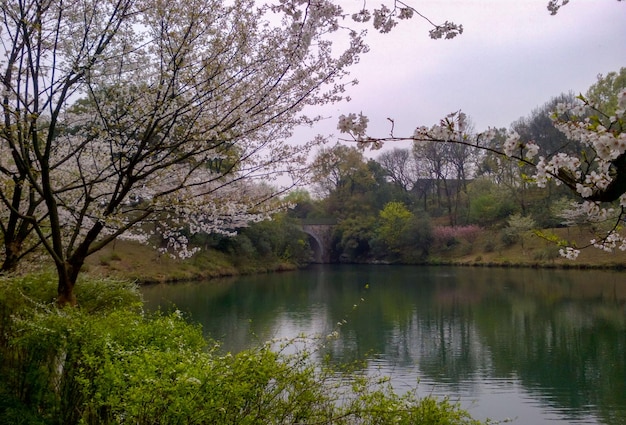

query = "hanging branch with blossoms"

[352,0,463,39]
[338,90,626,259]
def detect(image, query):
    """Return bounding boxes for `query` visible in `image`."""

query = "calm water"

[140,265,626,425]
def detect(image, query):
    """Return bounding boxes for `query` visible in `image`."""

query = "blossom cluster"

[348,1,460,39]
[533,153,581,188]
[337,112,369,138]
[558,246,580,260]
[413,111,470,142]
[547,0,573,16]
[502,131,539,160]
[591,230,626,252]
[337,112,384,148]
[372,5,397,33]
[504,89,626,258]
[429,21,464,40]
[494,90,626,206]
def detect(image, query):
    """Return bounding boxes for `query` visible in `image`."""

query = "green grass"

[86,240,296,283]
[430,226,626,268]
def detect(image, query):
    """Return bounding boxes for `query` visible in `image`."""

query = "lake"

[140,265,626,425]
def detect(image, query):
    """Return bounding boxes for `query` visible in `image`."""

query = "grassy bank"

[85,240,298,283]
[427,226,626,269]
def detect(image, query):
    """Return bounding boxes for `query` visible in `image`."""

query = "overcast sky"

[297,0,626,149]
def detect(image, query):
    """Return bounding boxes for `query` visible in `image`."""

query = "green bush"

[0,274,489,425]
[533,246,560,262]
[335,216,377,262]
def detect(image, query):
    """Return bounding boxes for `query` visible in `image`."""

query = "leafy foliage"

[466,179,517,225]
[334,216,378,262]
[374,202,433,261]
[378,202,413,239]
[586,67,626,117]
[502,214,537,248]
[200,214,312,268]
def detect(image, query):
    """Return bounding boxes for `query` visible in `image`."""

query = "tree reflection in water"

[141,265,626,425]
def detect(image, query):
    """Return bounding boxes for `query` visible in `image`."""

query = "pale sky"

[297,0,626,148]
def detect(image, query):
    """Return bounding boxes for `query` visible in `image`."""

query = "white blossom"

[559,246,579,260]
[503,132,521,157]
[524,141,540,160]
[337,113,369,140]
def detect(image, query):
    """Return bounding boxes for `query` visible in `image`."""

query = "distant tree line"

[280,68,626,263]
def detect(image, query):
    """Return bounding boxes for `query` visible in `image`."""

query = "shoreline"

[131,259,626,286]
[85,234,626,285]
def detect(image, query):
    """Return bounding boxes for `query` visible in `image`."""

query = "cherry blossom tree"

[0,0,382,305]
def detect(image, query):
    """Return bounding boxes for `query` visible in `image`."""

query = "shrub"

[502,213,536,249]
[500,229,518,247]
[533,246,560,262]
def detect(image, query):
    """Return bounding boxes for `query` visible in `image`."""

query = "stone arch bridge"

[300,219,337,263]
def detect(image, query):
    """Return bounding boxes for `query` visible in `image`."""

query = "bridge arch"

[300,221,336,263]
[305,232,324,263]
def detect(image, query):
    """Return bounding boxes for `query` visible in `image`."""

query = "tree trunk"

[1,240,22,273]
[56,261,82,306]
[1,188,24,273]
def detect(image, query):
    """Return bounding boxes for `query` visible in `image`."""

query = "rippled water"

[141,265,626,425]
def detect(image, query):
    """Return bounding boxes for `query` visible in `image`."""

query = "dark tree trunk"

[54,222,105,306]
[1,240,22,273]
[56,261,82,306]
[1,178,27,273]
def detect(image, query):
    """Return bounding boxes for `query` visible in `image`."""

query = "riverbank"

[85,241,299,284]
[85,227,626,284]
[426,226,626,269]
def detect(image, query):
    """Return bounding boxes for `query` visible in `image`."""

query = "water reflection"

[141,265,626,425]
